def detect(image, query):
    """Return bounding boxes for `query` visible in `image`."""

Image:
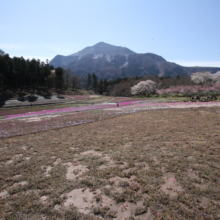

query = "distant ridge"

[50,42,220,80]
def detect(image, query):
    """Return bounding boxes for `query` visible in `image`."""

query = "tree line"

[0,52,84,92]
[131,71,220,97]
[86,73,109,94]
[99,72,220,97]
[0,53,47,89]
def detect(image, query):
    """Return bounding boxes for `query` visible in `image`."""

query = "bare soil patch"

[0,107,220,219]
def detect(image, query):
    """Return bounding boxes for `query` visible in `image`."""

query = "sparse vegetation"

[0,104,220,219]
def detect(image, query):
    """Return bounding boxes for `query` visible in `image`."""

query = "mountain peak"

[70,42,136,57]
[95,42,108,45]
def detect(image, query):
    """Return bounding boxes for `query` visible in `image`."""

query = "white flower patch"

[18,114,60,122]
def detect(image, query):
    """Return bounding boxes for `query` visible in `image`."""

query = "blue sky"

[1,0,220,67]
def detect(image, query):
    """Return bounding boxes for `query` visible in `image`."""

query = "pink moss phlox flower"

[119,99,149,106]
[5,104,114,118]
[4,99,150,119]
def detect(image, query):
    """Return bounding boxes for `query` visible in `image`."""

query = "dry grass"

[0,107,220,219]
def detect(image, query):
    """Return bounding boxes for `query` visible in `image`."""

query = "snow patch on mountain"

[105,54,114,62]
[93,54,103,59]
[121,61,129,68]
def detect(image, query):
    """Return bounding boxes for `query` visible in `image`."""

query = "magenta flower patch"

[4,99,149,119]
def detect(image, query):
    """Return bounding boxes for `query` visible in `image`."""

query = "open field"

[1,98,220,138]
[0,93,146,109]
[0,103,220,219]
[0,95,143,117]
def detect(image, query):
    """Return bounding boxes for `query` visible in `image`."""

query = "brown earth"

[0,107,220,219]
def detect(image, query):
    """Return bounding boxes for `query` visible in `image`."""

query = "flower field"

[1,99,220,138]
[5,99,149,119]
[4,104,115,119]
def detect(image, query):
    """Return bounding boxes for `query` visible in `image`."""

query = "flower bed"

[5,104,115,119]
[4,99,149,119]
[118,100,149,106]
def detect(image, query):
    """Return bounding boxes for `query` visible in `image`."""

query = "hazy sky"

[1,0,220,67]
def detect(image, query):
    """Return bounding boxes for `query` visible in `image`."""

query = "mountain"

[49,42,135,69]
[50,42,220,80]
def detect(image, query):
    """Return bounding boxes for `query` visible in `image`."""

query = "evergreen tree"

[87,73,91,90]
[92,73,98,92]
[103,79,108,93]
[99,80,103,94]
[0,54,55,90]
[0,49,5,56]
[29,59,38,92]
[55,67,64,89]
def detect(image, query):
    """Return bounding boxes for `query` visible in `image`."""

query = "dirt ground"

[0,106,220,219]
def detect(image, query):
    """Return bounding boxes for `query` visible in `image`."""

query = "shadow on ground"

[0,100,5,107]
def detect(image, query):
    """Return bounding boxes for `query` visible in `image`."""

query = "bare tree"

[63,68,72,89]
[71,75,81,90]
